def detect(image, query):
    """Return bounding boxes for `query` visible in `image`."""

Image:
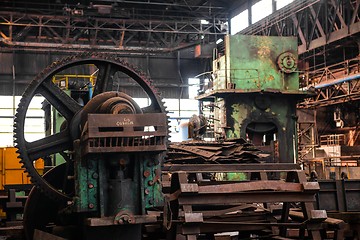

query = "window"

[163,97,199,142]
[276,0,294,10]
[252,0,273,24]
[188,78,200,99]
[231,10,249,35]
[0,96,45,147]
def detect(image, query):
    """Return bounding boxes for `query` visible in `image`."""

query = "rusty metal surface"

[317,179,360,213]
[163,163,300,173]
[166,167,326,239]
[184,212,203,223]
[33,229,67,240]
[85,215,158,227]
[179,204,262,218]
[162,136,341,239]
[309,210,328,221]
[169,145,218,158]
[179,222,268,234]
[166,138,267,164]
[177,192,316,205]
[82,113,168,154]
[0,225,24,240]
[197,181,303,193]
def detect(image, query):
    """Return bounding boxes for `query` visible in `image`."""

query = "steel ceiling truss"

[0,0,229,18]
[299,56,360,108]
[298,121,317,161]
[240,0,360,55]
[299,79,360,108]
[0,10,228,53]
[307,56,360,85]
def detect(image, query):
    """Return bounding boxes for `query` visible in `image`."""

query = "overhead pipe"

[313,73,360,89]
[0,38,202,54]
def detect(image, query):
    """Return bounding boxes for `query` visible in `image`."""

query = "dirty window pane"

[231,10,249,35]
[252,0,273,23]
[276,0,294,10]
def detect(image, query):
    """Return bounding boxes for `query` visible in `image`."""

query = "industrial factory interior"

[0,0,360,239]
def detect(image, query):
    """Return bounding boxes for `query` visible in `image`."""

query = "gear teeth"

[12,54,80,202]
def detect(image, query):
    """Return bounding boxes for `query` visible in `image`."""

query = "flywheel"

[14,53,167,202]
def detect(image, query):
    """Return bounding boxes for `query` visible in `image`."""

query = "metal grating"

[82,113,168,154]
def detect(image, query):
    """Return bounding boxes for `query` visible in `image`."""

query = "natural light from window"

[188,78,200,99]
[276,0,294,10]
[231,10,249,35]
[230,0,295,35]
[252,0,273,24]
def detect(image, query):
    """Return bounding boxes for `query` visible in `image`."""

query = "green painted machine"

[198,34,306,163]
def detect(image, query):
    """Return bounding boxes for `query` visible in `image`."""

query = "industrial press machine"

[197,34,305,163]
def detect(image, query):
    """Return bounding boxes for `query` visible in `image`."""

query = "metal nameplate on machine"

[82,113,168,154]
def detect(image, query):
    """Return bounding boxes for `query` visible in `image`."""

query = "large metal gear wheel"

[14,53,167,202]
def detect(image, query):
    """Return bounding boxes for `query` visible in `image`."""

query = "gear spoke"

[142,104,157,113]
[93,63,117,96]
[38,80,82,121]
[26,131,72,160]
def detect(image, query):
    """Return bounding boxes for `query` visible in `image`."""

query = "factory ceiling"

[0,0,239,19]
[0,0,358,61]
[0,0,244,53]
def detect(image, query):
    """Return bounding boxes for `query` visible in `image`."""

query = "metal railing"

[320,134,345,146]
[52,74,96,90]
[303,56,360,87]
